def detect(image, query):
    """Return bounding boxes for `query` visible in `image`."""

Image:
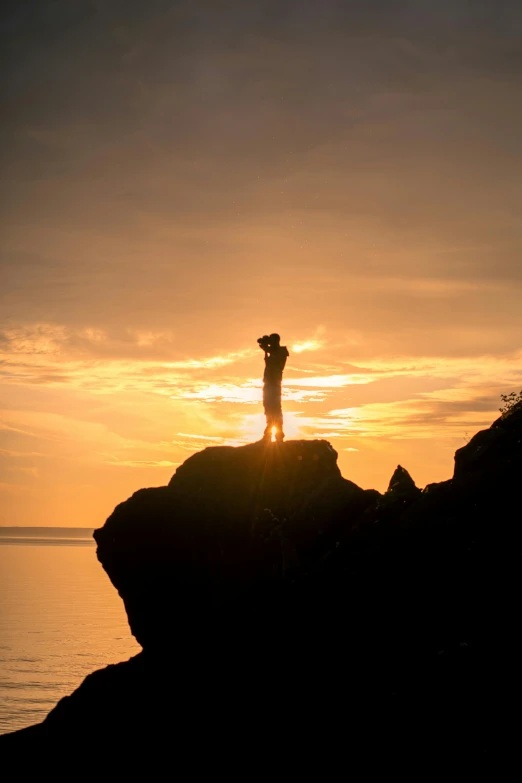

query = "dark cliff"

[94,438,375,650]
[2,409,522,764]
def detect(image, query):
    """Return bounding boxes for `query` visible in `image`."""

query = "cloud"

[176,433,225,441]
[291,339,325,354]
[285,374,375,388]
[324,391,505,441]
[0,448,46,457]
[0,324,253,365]
[171,383,260,404]
[2,1,522,523]
[105,460,180,468]
[162,350,251,370]
[312,432,345,438]
[5,465,39,477]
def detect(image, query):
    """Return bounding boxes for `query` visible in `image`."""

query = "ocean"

[0,528,140,734]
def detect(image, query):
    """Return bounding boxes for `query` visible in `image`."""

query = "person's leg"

[274,407,284,441]
[263,413,273,439]
[263,384,285,441]
[269,383,284,441]
[262,385,272,439]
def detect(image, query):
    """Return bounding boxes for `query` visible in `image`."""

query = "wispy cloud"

[0,324,252,366]
[176,433,225,441]
[104,459,180,468]
[0,448,46,457]
[285,374,375,387]
[292,339,324,354]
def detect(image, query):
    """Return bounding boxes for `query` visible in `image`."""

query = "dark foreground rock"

[2,417,522,763]
[94,439,375,649]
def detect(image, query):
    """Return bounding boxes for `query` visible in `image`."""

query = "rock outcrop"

[386,464,420,498]
[93,439,376,650]
[2,411,522,763]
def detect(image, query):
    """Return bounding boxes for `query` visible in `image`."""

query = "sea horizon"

[0,531,139,733]
[0,528,96,547]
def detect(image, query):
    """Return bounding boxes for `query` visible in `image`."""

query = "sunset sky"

[2,0,522,527]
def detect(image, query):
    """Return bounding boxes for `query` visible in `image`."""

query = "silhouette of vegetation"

[499,389,522,418]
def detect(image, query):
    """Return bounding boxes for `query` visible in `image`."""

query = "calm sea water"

[0,531,140,734]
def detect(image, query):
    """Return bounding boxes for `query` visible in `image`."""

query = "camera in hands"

[257,335,271,352]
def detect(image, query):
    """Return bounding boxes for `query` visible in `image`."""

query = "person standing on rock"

[257,332,289,442]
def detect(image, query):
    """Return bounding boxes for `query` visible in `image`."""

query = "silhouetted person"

[258,333,289,442]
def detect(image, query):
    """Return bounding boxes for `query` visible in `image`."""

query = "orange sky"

[1,1,522,526]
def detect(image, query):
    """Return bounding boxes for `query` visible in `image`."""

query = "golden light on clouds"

[291,339,324,354]
[2,2,522,525]
[1,320,522,527]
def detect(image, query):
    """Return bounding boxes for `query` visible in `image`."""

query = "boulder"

[386,464,421,498]
[454,404,522,487]
[94,439,376,649]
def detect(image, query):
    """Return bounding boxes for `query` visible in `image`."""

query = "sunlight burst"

[237,412,305,443]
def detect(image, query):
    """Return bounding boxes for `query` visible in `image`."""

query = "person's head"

[269,333,281,348]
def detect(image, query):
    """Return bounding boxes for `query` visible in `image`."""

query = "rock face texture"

[2,412,522,762]
[94,439,375,651]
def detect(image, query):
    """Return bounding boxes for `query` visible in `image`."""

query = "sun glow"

[2,323,522,525]
[236,412,305,444]
[271,426,276,442]
[292,339,323,354]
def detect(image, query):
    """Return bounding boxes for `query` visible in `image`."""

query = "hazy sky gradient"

[2,1,522,525]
